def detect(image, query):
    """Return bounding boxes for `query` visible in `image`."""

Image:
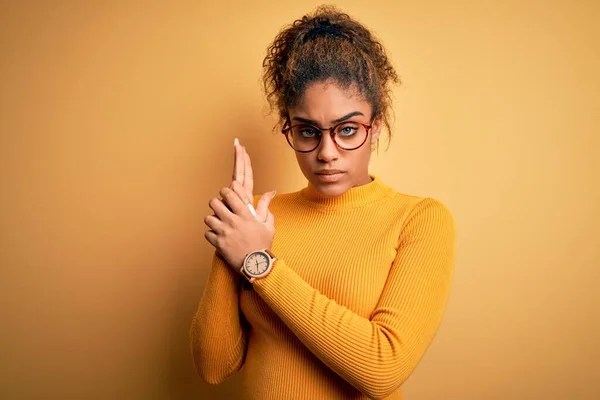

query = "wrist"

[240,249,277,284]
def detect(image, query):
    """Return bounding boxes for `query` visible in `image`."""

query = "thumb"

[255,190,276,222]
[264,210,275,229]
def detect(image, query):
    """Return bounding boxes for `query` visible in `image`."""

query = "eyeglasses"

[281,120,372,153]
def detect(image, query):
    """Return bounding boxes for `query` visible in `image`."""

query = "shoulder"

[382,184,454,223]
[394,196,455,250]
[402,196,454,222]
[376,179,455,237]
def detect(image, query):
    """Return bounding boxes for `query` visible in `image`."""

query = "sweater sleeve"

[252,198,456,399]
[189,252,248,384]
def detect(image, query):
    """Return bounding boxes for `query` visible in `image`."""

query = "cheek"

[353,147,372,169]
[295,153,312,172]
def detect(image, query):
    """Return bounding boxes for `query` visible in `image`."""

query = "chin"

[310,179,350,197]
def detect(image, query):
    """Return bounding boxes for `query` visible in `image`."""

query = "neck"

[301,174,391,210]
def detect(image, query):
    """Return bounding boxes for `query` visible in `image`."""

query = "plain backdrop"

[1,1,599,399]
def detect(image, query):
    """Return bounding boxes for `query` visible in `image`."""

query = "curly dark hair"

[262,5,399,145]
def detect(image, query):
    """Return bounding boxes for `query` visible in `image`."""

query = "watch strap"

[264,248,277,261]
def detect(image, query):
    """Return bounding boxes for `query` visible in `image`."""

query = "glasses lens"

[333,122,368,150]
[289,124,321,152]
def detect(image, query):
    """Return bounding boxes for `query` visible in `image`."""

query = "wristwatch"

[240,249,277,283]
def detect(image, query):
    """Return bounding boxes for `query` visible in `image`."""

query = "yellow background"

[1,1,599,399]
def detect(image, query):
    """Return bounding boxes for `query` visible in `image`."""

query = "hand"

[204,181,276,271]
[204,138,276,270]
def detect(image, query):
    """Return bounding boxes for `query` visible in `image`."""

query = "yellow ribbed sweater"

[190,175,455,399]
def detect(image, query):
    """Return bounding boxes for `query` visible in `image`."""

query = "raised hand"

[203,138,276,270]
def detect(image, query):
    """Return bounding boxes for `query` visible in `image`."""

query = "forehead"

[290,80,371,122]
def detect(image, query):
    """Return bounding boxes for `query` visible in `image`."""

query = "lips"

[314,170,345,183]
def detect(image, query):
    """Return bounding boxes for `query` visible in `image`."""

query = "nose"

[316,132,339,162]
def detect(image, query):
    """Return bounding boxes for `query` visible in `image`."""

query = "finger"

[231,180,257,218]
[221,200,232,212]
[255,190,276,222]
[232,138,244,184]
[204,229,218,247]
[203,214,224,233]
[220,186,250,217]
[208,197,234,223]
[243,148,254,200]
[265,211,275,227]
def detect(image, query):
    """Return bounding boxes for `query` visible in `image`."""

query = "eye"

[296,125,320,138]
[336,123,359,136]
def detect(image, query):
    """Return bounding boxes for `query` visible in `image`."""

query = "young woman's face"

[287,80,382,197]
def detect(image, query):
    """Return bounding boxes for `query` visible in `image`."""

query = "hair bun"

[303,21,343,43]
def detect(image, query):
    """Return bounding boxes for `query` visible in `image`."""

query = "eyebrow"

[292,111,365,126]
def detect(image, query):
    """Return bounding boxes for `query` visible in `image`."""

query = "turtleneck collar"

[300,175,392,210]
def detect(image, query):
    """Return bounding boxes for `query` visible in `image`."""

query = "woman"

[190,5,455,399]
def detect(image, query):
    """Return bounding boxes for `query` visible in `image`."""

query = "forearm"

[190,253,247,384]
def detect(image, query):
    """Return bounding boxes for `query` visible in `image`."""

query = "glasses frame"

[281,120,372,153]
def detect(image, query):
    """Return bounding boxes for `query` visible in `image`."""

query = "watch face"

[245,252,270,276]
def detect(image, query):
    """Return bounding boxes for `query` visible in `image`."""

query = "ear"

[370,117,383,143]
